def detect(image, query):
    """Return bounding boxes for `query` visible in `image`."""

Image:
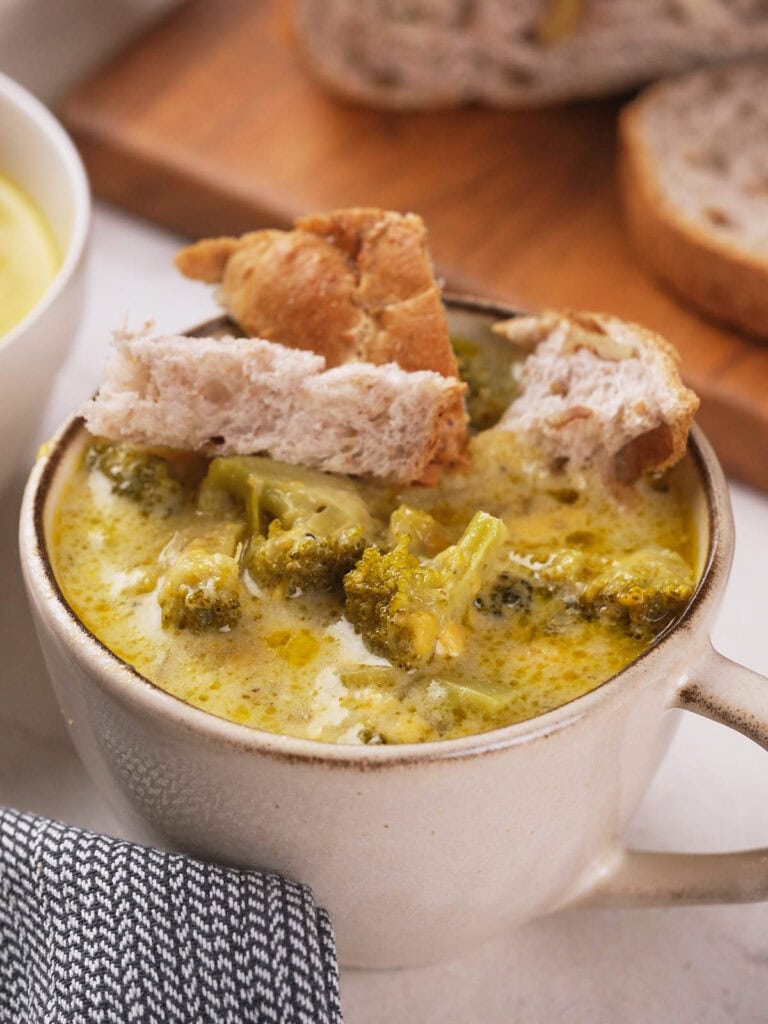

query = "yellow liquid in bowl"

[0,172,60,337]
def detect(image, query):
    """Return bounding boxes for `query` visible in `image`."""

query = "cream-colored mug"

[20,298,768,968]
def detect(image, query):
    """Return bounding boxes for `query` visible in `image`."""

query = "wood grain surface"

[62,0,768,490]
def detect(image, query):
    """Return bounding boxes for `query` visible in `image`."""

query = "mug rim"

[0,71,91,352]
[21,297,730,767]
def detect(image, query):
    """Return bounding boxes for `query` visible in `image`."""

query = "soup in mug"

[51,388,696,745]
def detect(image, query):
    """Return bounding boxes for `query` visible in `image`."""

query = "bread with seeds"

[620,61,768,339]
[291,0,768,110]
[494,311,699,481]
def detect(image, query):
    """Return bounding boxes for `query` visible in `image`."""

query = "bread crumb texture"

[91,204,699,486]
[291,0,768,110]
[83,328,467,485]
[494,311,698,480]
[620,60,768,338]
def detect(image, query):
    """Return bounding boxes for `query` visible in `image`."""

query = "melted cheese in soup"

[51,427,697,745]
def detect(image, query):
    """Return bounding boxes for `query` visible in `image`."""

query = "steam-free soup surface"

[51,427,696,745]
[0,173,59,337]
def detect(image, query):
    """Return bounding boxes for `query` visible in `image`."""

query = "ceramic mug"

[20,298,768,968]
[0,71,90,492]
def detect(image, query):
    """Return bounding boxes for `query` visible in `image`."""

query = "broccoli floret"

[580,548,695,637]
[199,456,376,595]
[158,522,245,632]
[499,545,694,638]
[86,439,183,512]
[344,511,508,668]
[249,521,367,595]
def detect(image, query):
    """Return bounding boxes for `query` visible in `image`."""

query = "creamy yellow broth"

[51,427,697,745]
[0,172,59,337]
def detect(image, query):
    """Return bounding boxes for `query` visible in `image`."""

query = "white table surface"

[3,202,767,1023]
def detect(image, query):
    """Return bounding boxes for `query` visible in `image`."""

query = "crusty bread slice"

[493,311,698,481]
[291,0,768,110]
[82,328,467,485]
[175,207,459,378]
[620,61,768,340]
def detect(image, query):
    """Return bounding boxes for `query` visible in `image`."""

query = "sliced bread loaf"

[291,0,768,109]
[620,61,768,339]
[82,328,467,485]
[494,311,699,481]
[175,207,458,378]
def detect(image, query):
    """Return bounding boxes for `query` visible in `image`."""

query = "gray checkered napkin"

[0,808,342,1024]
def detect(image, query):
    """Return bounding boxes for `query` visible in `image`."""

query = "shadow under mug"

[20,297,768,968]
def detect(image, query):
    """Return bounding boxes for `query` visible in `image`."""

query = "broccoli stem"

[431,511,510,627]
[344,511,508,668]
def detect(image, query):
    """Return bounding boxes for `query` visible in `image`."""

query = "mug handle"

[580,644,768,908]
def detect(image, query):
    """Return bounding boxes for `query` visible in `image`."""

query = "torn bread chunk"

[82,328,467,485]
[175,207,459,378]
[494,312,698,481]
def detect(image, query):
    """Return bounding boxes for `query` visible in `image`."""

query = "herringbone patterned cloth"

[0,808,342,1024]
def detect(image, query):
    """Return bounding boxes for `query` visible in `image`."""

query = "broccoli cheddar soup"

[51,425,697,745]
[0,172,59,337]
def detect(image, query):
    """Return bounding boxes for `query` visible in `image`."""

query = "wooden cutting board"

[62,0,768,490]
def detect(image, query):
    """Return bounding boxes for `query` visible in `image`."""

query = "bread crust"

[496,311,698,480]
[175,207,459,378]
[620,80,768,341]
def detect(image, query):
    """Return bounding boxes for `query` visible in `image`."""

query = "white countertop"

[3,203,768,1023]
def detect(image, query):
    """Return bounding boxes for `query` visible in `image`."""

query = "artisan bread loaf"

[175,207,458,378]
[291,0,768,110]
[620,61,768,339]
[82,328,467,485]
[494,311,699,481]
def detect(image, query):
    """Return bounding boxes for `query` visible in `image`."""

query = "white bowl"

[0,71,90,491]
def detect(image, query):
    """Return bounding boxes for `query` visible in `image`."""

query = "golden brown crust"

[174,237,240,284]
[223,230,363,367]
[619,90,768,342]
[613,316,697,477]
[297,207,385,257]
[175,207,459,377]
[174,208,467,480]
